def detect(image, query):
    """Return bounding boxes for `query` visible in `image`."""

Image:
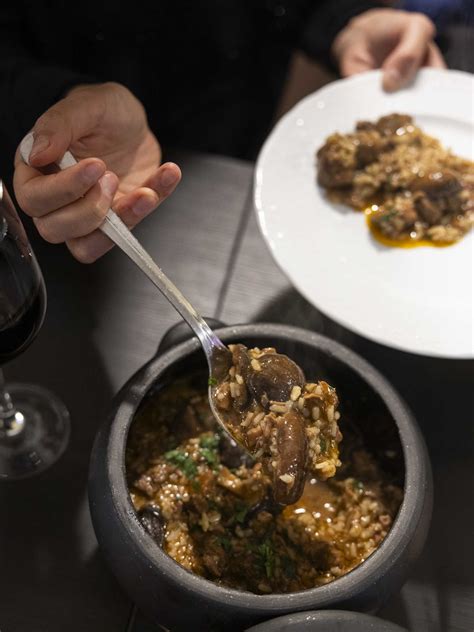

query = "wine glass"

[0,180,70,479]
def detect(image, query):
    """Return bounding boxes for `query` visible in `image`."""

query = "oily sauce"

[364,205,457,249]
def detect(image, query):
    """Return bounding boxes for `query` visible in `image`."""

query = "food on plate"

[127,375,403,594]
[316,113,474,246]
[211,344,341,505]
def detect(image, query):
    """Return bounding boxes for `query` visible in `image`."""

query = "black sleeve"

[299,0,386,71]
[0,4,97,180]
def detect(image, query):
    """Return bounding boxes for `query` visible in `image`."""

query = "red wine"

[0,229,46,364]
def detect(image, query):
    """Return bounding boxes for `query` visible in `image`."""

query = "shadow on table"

[0,239,128,631]
[255,288,474,632]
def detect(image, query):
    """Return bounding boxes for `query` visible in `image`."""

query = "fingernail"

[133,197,153,217]
[99,173,117,198]
[159,169,177,188]
[83,162,104,184]
[30,135,50,159]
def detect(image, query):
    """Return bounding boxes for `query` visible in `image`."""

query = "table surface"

[1,148,473,632]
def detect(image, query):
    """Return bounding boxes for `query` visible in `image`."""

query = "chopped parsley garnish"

[191,479,202,492]
[320,437,327,453]
[380,210,398,223]
[199,434,219,450]
[164,449,198,478]
[199,433,220,469]
[258,539,275,579]
[208,376,218,386]
[234,504,248,524]
[218,536,232,552]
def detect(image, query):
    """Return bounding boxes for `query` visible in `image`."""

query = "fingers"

[425,41,447,68]
[112,162,181,224]
[382,13,436,91]
[66,163,182,264]
[339,44,375,77]
[33,172,119,244]
[14,154,106,217]
[141,162,182,199]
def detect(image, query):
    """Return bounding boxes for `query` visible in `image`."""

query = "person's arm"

[298,1,445,90]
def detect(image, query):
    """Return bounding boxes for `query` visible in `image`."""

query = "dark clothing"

[0,0,380,180]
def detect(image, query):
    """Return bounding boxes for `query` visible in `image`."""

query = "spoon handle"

[19,134,225,360]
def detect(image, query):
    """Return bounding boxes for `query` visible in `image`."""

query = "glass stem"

[0,368,24,438]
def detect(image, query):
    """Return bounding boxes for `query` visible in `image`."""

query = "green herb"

[201,448,219,469]
[164,449,198,478]
[235,504,248,524]
[352,479,364,491]
[218,536,232,552]
[281,556,296,579]
[191,479,202,492]
[258,539,275,579]
[208,376,218,386]
[380,210,398,223]
[320,437,328,453]
[199,433,220,469]
[199,434,219,450]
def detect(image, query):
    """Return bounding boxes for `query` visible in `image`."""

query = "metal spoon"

[19,135,233,438]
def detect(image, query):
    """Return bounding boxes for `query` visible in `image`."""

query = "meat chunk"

[248,352,305,406]
[271,410,308,506]
[376,113,413,136]
[356,120,377,132]
[413,192,443,225]
[316,134,357,188]
[372,197,418,237]
[354,130,383,168]
[412,170,462,199]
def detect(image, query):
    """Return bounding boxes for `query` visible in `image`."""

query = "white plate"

[255,69,474,359]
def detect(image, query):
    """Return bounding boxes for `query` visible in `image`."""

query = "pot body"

[89,324,432,632]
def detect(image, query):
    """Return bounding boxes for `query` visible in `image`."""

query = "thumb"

[28,86,103,167]
[338,43,375,78]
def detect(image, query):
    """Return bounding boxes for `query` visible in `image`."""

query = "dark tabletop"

[0,149,473,632]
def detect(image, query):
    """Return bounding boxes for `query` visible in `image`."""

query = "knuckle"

[398,51,418,66]
[35,107,65,132]
[68,241,97,264]
[16,188,38,216]
[414,12,435,36]
[34,217,63,244]
[89,195,109,226]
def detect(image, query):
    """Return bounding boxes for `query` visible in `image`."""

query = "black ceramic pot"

[89,323,432,632]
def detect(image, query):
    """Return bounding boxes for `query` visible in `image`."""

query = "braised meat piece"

[316,134,357,188]
[354,130,383,168]
[376,113,413,136]
[412,170,462,199]
[413,192,443,225]
[317,113,474,245]
[356,120,377,132]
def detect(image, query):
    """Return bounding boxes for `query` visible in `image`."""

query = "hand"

[332,9,446,91]
[14,82,181,263]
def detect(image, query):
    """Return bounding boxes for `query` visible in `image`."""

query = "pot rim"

[101,323,430,614]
